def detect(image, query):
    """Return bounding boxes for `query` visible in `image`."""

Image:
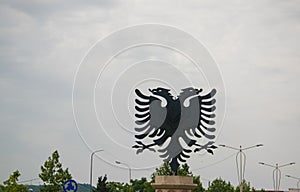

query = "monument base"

[152,176,197,192]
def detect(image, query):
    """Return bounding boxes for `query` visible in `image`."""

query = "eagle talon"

[194,147,204,153]
[132,141,156,153]
[193,142,216,154]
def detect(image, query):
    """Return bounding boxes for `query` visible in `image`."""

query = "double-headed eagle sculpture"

[132,87,217,174]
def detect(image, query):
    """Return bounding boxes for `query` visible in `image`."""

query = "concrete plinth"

[152,176,197,192]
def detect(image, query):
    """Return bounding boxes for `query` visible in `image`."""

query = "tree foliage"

[0,170,27,192]
[178,163,193,176]
[131,177,154,192]
[95,176,153,192]
[93,174,109,192]
[151,162,193,181]
[39,150,72,192]
[235,180,250,192]
[234,180,266,192]
[206,178,234,192]
[151,162,173,180]
[96,173,264,192]
[107,181,129,192]
[193,176,205,192]
[151,162,204,192]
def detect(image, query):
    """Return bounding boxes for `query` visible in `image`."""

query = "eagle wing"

[134,89,167,140]
[182,89,217,140]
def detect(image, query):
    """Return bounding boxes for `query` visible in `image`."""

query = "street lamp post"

[219,144,263,192]
[90,149,104,192]
[286,175,300,192]
[115,161,132,183]
[259,162,295,191]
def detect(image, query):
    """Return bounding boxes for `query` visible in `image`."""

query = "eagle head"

[149,87,172,98]
[179,87,202,100]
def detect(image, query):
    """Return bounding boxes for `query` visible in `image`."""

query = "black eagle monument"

[132,87,217,174]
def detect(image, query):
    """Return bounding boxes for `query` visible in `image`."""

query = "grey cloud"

[0,0,300,190]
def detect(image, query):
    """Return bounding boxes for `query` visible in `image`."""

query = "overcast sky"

[1,0,300,190]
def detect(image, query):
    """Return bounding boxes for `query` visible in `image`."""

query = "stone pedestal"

[152,176,197,192]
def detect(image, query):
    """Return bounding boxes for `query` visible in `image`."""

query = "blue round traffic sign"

[63,179,78,192]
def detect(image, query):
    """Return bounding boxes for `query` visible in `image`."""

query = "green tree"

[207,178,234,192]
[0,170,27,192]
[151,162,194,181]
[178,163,193,176]
[107,182,129,192]
[100,163,205,192]
[235,180,250,192]
[151,162,173,181]
[39,150,72,192]
[131,177,154,192]
[93,175,109,192]
[193,176,205,192]
[234,180,265,192]
[151,162,204,192]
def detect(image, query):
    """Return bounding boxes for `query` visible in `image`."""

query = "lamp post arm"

[286,175,300,180]
[220,144,263,151]
[91,149,104,157]
[242,144,263,151]
[219,144,240,151]
[259,162,276,168]
[278,162,295,168]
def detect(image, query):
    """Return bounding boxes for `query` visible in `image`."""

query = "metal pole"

[89,149,103,192]
[274,164,279,191]
[115,161,131,183]
[220,144,263,192]
[239,146,243,192]
[286,175,300,192]
[260,162,295,191]
[274,164,280,191]
[129,167,132,184]
[115,161,132,191]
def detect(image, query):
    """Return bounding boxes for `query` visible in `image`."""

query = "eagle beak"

[149,88,152,92]
[196,89,203,94]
